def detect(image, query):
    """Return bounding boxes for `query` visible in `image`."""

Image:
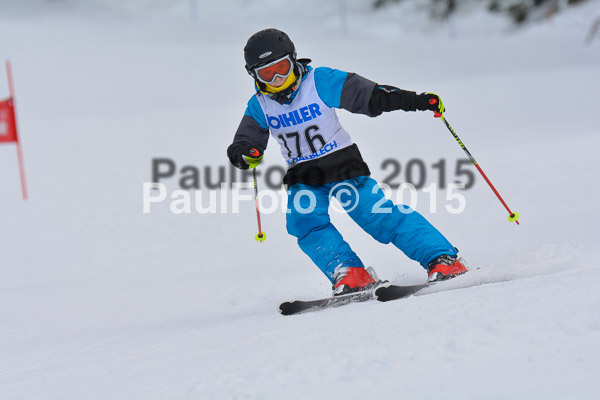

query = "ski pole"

[253,168,267,242]
[432,105,520,225]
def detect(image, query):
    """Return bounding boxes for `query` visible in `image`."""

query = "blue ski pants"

[286,175,457,282]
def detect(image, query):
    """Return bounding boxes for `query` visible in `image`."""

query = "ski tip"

[375,283,429,302]
[278,301,297,316]
[373,281,390,297]
[374,285,386,301]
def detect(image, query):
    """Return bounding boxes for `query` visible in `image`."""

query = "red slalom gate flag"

[1,60,28,200]
[0,97,18,143]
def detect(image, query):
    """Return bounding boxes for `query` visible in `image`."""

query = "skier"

[227,28,467,296]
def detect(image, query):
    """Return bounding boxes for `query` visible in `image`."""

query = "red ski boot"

[427,255,468,283]
[333,266,379,296]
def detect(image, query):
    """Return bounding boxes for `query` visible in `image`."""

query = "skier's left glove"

[227,142,264,170]
[417,92,445,115]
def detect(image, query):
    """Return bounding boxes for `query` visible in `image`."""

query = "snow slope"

[1,1,600,399]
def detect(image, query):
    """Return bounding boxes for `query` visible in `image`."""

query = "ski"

[280,271,481,314]
[374,283,430,302]
[279,290,375,316]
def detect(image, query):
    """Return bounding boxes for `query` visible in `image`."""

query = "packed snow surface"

[1,1,599,399]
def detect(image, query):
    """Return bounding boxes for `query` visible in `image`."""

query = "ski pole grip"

[429,98,442,118]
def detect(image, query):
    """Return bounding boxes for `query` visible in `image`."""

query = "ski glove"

[227,142,264,170]
[417,93,446,115]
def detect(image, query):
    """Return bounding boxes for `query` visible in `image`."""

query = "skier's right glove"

[227,142,264,170]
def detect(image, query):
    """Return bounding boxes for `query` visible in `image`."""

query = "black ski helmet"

[244,28,297,79]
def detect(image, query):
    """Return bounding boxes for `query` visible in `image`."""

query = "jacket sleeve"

[231,95,270,150]
[368,85,431,116]
[313,67,429,117]
[313,67,378,116]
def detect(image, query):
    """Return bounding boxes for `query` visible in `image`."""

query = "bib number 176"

[277,124,325,158]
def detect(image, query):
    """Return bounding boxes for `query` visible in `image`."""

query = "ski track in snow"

[1,0,600,399]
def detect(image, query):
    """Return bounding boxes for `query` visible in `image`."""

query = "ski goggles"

[254,55,293,85]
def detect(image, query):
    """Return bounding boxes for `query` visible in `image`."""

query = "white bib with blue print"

[255,70,352,167]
